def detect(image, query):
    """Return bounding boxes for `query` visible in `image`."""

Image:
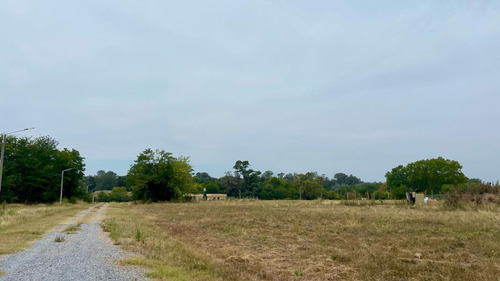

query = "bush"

[391,185,408,199]
[81,193,92,203]
[374,191,389,200]
[444,183,500,209]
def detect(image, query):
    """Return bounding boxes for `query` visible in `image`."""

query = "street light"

[60,168,75,204]
[86,183,94,193]
[0,127,35,195]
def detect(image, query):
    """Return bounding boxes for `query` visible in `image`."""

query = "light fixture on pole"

[60,168,75,204]
[86,183,94,193]
[0,127,35,195]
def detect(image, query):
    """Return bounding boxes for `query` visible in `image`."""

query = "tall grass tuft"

[101,218,120,244]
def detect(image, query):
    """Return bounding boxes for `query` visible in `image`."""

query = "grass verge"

[0,203,89,255]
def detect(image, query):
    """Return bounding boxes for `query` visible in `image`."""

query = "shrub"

[444,183,500,209]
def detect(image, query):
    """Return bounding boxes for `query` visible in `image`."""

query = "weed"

[101,218,120,244]
[63,224,82,234]
[295,270,303,276]
[54,235,65,242]
[135,228,143,242]
[257,236,268,243]
[7,209,17,215]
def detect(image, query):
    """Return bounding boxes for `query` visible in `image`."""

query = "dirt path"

[0,204,147,281]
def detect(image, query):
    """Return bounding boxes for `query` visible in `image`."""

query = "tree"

[218,171,240,198]
[94,170,118,190]
[260,177,298,200]
[385,157,467,195]
[127,149,194,201]
[202,181,221,193]
[385,165,408,193]
[334,173,362,186]
[294,172,324,200]
[109,186,130,202]
[116,176,127,187]
[194,172,216,183]
[260,171,274,182]
[233,160,261,198]
[0,135,84,203]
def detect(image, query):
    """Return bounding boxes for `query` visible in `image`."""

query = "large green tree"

[127,149,194,201]
[385,157,467,195]
[233,160,261,198]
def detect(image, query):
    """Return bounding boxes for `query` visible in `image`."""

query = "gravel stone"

[0,204,148,281]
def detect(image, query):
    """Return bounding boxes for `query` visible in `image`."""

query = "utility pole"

[0,128,34,195]
[60,168,75,204]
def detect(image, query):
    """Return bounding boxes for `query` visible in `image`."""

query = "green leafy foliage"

[94,170,118,190]
[295,172,324,200]
[0,135,84,203]
[260,177,298,200]
[127,149,195,202]
[385,157,467,195]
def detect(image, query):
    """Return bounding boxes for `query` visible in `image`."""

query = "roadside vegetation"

[104,200,500,281]
[0,203,88,254]
[0,135,85,204]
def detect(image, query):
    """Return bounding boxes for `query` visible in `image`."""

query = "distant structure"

[186,193,227,201]
[406,191,425,205]
[206,193,227,201]
[187,194,204,201]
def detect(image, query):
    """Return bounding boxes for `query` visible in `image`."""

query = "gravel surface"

[0,204,148,281]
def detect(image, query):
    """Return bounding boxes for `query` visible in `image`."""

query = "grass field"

[104,200,500,281]
[0,203,89,255]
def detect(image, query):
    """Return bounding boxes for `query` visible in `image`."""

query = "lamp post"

[86,183,94,193]
[60,168,75,204]
[0,127,35,195]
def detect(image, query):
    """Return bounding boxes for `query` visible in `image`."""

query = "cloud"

[1,0,499,181]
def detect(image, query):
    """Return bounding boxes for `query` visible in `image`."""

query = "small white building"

[206,193,227,201]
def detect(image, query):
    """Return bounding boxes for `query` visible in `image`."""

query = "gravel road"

[0,204,148,281]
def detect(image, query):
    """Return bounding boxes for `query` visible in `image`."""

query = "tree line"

[0,134,479,203]
[119,153,475,202]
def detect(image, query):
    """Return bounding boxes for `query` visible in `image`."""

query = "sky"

[1,0,499,182]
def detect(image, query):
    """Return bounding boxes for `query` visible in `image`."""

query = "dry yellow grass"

[105,200,500,281]
[0,203,90,255]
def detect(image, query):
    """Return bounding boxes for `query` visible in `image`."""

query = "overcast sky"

[1,0,499,182]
